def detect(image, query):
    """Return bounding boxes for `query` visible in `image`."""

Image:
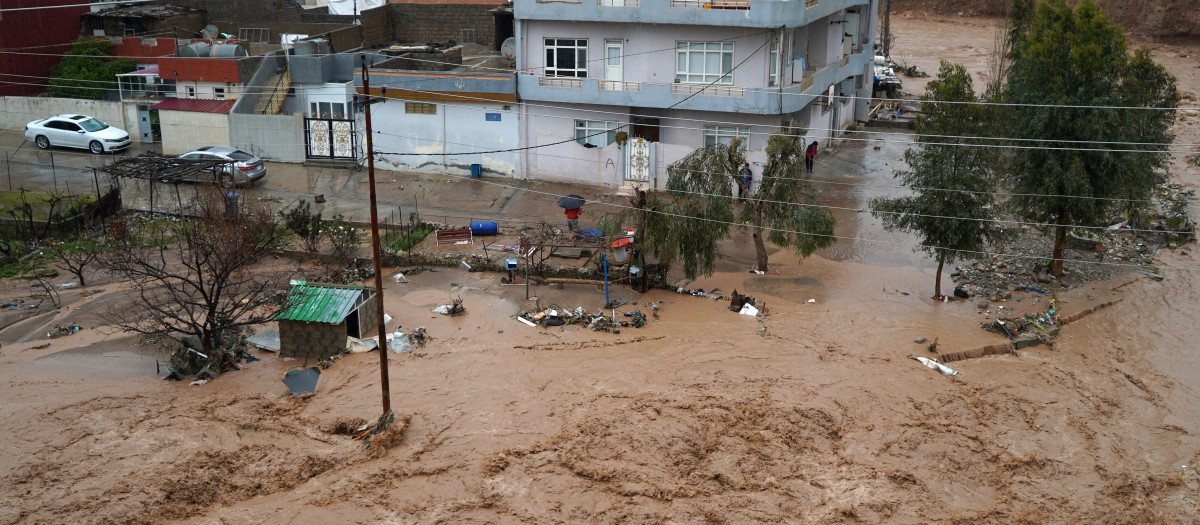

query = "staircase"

[254,69,291,115]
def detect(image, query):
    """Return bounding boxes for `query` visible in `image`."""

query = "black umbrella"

[557,194,585,209]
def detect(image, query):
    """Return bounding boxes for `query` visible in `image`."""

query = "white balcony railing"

[539,76,584,88]
[598,0,639,5]
[670,83,745,98]
[599,80,642,92]
[670,0,750,9]
[537,0,582,3]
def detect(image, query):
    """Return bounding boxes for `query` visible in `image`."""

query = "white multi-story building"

[514,0,877,189]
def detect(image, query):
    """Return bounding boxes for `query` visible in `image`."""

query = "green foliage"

[1003,0,1178,274]
[324,214,362,266]
[742,124,836,269]
[871,61,1011,294]
[50,38,137,100]
[662,140,741,279]
[389,225,432,252]
[280,200,322,252]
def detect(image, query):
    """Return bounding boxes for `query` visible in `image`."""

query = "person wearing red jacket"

[805,141,818,173]
[564,207,581,231]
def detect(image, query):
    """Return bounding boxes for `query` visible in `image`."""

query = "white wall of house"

[302,82,355,118]
[174,81,245,101]
[158,110,230,154]
[372,99,519,177]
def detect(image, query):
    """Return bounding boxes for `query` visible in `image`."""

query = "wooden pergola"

[98,153,234,215]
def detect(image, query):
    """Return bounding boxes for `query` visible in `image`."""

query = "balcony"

[670,83,745,97]
[599,80,643,91]
[519,48,871,114]
[519,0,869,28]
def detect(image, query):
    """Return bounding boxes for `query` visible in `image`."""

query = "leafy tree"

[741,124,836,272]
[661,141,740,279]
[871,61,1010,297]
[50,38,136,100]
[1004,0,1178,276]
[324,214,362,269]
[99,187,291,355]
[280,200,323,253]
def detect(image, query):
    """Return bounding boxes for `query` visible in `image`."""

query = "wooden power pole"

[361,55,392,416]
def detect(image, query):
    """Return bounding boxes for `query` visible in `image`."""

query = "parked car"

[25,114,131,154]
[178,146,267,185]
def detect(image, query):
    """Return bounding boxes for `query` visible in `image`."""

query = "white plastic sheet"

[327,0,384,16]
[913,356,959,376]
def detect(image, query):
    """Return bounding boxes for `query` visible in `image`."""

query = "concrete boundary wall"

[230,112,306,163]
[0,97,129,133]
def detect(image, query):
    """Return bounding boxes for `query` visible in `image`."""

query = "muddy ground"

[2,16,1200,524]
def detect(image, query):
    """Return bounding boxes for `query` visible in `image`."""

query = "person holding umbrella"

[558,194,586,232]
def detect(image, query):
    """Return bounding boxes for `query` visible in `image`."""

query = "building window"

[704,125,749,148]
[214,88,226,100]
[676,41,734,84]
[309,102,346,119]
[768,39,779,87]
[185,86,195,98]
[545,38,588,78]
[405,102,437,114]
[575,120,618,146]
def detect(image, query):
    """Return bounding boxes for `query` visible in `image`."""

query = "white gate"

[625,137,653,182]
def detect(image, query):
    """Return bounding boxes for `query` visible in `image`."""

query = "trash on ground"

[739,303,759,316]
[911,356,959,376]
[432,297,466,316]
[283,367,321,395]
[347,336,378,353]
[387,330,412,353]
[47,324,81,339]
[393,272,410,283]
[189,379,209,386]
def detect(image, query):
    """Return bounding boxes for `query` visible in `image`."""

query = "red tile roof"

[151,98,236,114]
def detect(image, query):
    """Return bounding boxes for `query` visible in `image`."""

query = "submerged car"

[25,114,131,154]
[178,146,267,185]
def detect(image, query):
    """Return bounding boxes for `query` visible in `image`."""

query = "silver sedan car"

[178,146,267,185]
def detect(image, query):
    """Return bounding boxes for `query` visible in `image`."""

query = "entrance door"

[631,116,660,143]
[605,40,623,82]
[137,105,153,144]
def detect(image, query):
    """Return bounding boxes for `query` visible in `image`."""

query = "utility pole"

[361,55,392,416]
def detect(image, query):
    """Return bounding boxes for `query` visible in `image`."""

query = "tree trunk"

[934,256,944,298]
[752,206,768,272]
[75,271,86,288]
[1050,225,1066,277]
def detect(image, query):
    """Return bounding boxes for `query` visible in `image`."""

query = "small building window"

[185,86,196,98]
[768,39,780,87]
[575,120,618,146]
[214,88,226,100]
[704,125,749,148]
[544,38,588,78]
[677,41,734,84]
[405,102,437,115]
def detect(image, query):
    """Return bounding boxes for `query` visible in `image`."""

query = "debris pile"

[980,299,1060,346]
[515,301,655,333]
[46,324,81,338]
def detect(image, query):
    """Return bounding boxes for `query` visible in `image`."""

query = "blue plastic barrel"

[470,163,482,178]
[470,221,498,235]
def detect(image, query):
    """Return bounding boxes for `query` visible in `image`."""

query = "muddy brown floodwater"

[2,15,1200,524]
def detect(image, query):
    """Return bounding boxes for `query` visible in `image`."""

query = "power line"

[0,0,155,13]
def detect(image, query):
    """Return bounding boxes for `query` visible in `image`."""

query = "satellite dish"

[500,37,516,61]
[201,25,219,39]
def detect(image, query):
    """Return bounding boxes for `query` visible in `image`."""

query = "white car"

[25,114,131,154]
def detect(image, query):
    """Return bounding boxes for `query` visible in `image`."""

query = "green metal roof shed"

[278,283,374,324]
[276,283,379,361]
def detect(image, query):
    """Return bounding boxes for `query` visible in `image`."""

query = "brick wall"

[279,320,346,361]
[164,0,303,23]
[361,6,393,48]
[389,3,498,45]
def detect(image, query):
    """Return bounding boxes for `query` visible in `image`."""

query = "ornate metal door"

[305,118,357,159]
[624,137,653,182]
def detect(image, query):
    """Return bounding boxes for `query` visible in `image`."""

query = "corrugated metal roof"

[277,283,372,324]
[151,98,236,114]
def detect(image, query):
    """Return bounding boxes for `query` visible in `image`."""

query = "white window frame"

[214,87,226,100]
[704,124,749,148]
[575,120,619,146]
[676,41,734,84]
[185,86,196,98]
[544,38,588,78]
[768,39,780,87]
